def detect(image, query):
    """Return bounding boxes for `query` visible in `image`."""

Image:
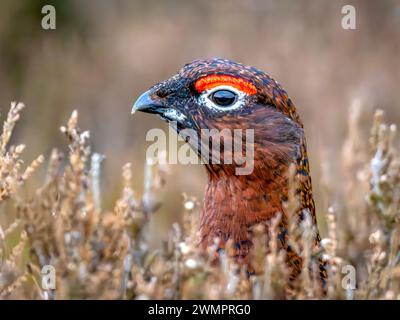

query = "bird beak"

[131,90,165,115]
[132,89,187,125]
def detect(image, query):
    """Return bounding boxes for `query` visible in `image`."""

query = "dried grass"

[0,101,399,300]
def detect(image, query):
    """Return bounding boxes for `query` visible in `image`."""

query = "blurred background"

[0,0,399,245]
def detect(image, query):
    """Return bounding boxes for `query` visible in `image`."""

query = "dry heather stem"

[0,101,399,300]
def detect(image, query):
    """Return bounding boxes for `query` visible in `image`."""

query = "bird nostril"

[155,89,169,99]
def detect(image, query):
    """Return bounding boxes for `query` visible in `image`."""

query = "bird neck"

[199,136,318,259]
[200,164,289,256]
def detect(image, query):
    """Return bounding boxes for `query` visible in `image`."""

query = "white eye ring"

[198,85,246,112]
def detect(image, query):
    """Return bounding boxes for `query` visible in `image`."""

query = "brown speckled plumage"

[133,58,326,282]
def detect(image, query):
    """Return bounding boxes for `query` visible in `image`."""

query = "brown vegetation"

[0,101,399,299]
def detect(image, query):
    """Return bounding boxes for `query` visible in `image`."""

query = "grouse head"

[133,58,305,178]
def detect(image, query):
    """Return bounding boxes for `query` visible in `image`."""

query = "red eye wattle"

[194,75,257,95]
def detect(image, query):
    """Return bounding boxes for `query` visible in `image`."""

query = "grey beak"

[131,90,165,115]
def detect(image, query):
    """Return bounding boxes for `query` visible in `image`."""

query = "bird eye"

[209,90,237,107]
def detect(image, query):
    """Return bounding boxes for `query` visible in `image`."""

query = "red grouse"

[132,59,325,281]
